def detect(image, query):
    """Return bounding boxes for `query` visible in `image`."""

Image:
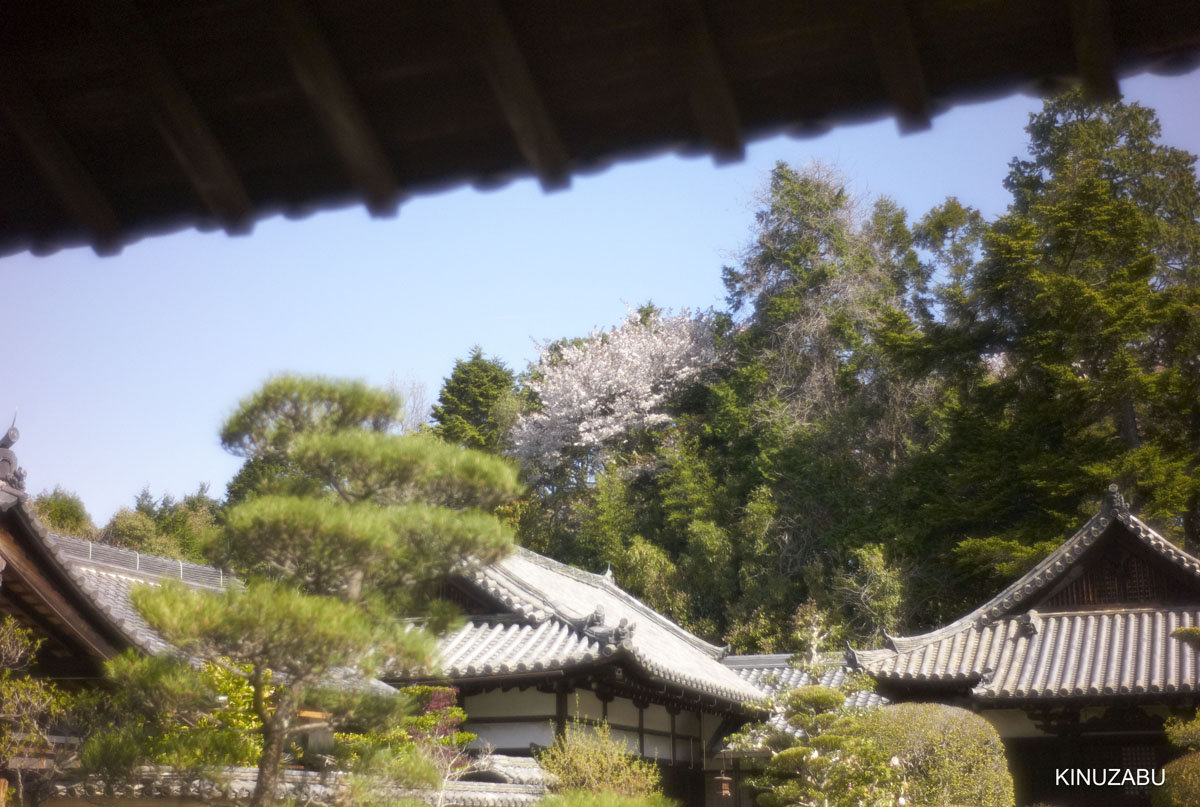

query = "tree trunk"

[1118,395,1141,449]
[250,717,290,807]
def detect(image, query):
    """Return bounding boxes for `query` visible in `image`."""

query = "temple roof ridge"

[852,485,1200,663]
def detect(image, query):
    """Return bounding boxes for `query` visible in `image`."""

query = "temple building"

[4,419,1200,807]
[846,485,1200,807]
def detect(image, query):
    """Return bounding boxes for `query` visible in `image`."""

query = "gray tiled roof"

[471,755,548,787]
[853,490,1200,701]
[868,606,1200,700]
[56,766,545,807]
[864,494,1200,659]
[439,617,605,677]
[457,547,764,703]
[724,654,888,709]
[41,533,233,655]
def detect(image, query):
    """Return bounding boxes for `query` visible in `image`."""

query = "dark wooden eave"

[0,490,129,678]
[2,0,1198,257]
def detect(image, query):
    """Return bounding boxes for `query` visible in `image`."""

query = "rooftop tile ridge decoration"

[0,417,28,493]
[722,653,796,668]
[573,604,636,655]
[848,485,1200,665]
[47,533,233,591]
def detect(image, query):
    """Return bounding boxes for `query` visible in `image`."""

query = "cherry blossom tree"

[512,308,716,479]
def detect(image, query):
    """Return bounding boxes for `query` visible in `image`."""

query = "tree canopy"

[107,375,521,807]
[490,90,1200,652]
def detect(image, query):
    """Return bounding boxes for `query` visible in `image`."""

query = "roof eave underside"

[4,0,1200,256]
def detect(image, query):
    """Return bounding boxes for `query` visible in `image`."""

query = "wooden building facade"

[845,486,1200,806]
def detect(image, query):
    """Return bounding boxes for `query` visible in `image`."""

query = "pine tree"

[116,376,521,807]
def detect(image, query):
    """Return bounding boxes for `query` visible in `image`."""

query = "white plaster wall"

[644,704,672,732]
[979,709,1049,739]
[608,697,640,727]
[468,721,555,750]
[644,733,672,763]
[463,689,555,718]
[571,689,605,721]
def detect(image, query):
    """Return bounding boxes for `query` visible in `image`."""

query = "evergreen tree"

[912,91,1200,612]
[31,486,95,537]
[110,376,521,807]
[431,347,517,452]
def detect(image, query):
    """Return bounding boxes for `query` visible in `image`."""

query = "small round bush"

[1152,751,1200,807]
[855,702,1014,807]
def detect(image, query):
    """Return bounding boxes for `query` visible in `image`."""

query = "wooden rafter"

[661,0,744,163]
[865,0,932,133]
[0,64,121,255]
[0,527,117,660]
[452,0,570,191]
[88,0,254,233]
[1068,0,1121,102]
[273,0,400,216]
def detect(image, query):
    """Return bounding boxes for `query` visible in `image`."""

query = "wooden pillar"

[635,701,647,757]
[1,776,8,807]
[669,710,677,765]
[555,689,568,738]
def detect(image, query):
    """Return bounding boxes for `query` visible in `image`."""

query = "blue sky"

[2,72,1198,525]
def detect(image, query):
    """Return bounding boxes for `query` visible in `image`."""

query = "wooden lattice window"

[1045,549,1162,608]
[1121,745,1158,798]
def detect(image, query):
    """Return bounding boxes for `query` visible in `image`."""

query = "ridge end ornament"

[0,412,26,491]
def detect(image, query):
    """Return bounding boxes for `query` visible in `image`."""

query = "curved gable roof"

[852,487,1200,701]
[457,546,764,704]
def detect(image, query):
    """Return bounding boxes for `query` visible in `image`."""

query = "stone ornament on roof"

[0,417,26,491]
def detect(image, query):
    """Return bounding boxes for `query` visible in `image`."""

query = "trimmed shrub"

[1151,751,1200,807]
[854,703,1013,807]
[537,719,662,798]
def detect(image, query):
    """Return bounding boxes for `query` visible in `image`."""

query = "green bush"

[1152,751,1200,807]
[541,791,677,807]
[537,720,662,797]
[854,703,1013,807]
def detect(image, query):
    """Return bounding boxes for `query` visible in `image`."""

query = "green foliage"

[114,375,521,807]
[432,346,518,452]
[751,686,900,807]
[513,91,1200,647]
[133,581,432,687]
[1152,751,1200,807]
[32,486,95,536]
[220,374,402,460]
[334,686,473,765]
[855,703,1014,807]
[99,486,219,562]
[540,792,678,807]
[0,616,100,806]
[537,719,663,798]
[81,654,266,777]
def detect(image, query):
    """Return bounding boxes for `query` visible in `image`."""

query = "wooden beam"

[452,0,570,191]
[1067,0,1120,102]
[0,526,118,659]
[661,0,744,163]
[89,0,254,233]
[273,0,401,216]
[0,64,122,255]
[865,0,932,133]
